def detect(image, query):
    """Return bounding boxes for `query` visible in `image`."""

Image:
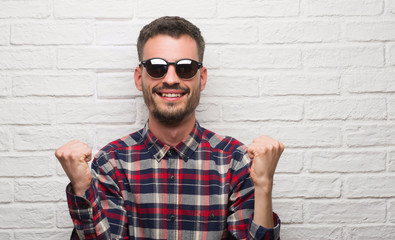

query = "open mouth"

[154,86,190,99]
[157,92,186,98]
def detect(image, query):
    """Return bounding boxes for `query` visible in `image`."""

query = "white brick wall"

[0,0,394,239]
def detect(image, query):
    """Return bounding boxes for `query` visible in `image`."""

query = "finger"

[83,152,92,162]
[246,146,256,160]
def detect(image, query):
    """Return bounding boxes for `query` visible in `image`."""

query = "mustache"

[152,84,190,94]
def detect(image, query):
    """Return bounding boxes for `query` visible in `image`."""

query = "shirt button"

[168,149,176,156]
[209,213,215,220]
[170,175,175,181]
[170,215,176,221]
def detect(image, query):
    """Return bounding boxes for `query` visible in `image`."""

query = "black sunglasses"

[139,58,202,80]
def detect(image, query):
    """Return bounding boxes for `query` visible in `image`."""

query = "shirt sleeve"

[66,151,128,240]
[226,148,281,240]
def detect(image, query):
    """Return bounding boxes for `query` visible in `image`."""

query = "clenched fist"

[247,135,284,192]
[55,140,92,197]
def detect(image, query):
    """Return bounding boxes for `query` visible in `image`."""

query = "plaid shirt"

[67,122,280,240]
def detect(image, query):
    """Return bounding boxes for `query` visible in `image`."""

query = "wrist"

[71,180,91,197]
[252,176,273,193]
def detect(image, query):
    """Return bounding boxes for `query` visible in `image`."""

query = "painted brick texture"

[1,1,394,239]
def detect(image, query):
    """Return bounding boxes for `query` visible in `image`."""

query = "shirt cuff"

[66,180,97,221]
[249,212,281,240]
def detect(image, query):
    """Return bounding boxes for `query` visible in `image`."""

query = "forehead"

[142,34,199,61]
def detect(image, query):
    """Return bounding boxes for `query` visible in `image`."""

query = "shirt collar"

[142,121,202,162]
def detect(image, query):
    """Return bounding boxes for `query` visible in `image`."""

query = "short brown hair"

[137,16,205,62]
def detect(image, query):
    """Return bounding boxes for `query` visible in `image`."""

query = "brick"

[0,0,50,18]
[221,47,300,69]
[272,200,303,223]
[345,22,395,41]
[15,230,71,240]
[56,162,67,176]
[0,204,55,228]
[203,46,220,69]
[0,128,10,151]
[389,97,395,119]
[305,98,387,120]
[202,74,259,97]
[55,101,136,124]
[1,155,54,177]
[344,175,395,198]
[342,70,395,93]
[56,202,73,228]
[0,75,10,97]
[259,21,340,43]
[136,0,215,18]
[223,99,303,121]
[96,22,143,45]
[0,102,52,124]
[200,21,258,44]
[13,73,95,97]
[54,0,133,19]
[0,232,12,240]
[57,47,136,70]
[0,47,52,69]
[390,200,395,222]
[344,225,395,239]
[260,72,340,95]
[261,124,342,148]
[136,99,149,124]
[276,150,303,173]
[218,0,299,17]
[281,226,341,240]
[11,21,94,45]
[0,180,13,203]
[273,175,341,198]
[390,150,395,172]
[306,200,386,223]
[14,126,94,151]
[305,0,383,16]
[96,125,140,149]
[0,24,8,45]
[196,102,221,123]
[15,179,66,202]
[345,124,395,147]
[303,45,384,68]
[97,73,140,99]
[309,150,385,173]
[388,43,395,65]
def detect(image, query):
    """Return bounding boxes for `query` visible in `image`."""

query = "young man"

[55,16,283,240]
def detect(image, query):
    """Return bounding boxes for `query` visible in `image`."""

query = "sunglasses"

[139,58,202,80]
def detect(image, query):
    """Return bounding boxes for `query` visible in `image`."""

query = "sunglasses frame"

[139,58,203,80]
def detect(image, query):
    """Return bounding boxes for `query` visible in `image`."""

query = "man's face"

[134,34,207,124]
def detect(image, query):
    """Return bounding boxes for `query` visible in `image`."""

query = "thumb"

[246,147,255,160]
[79,150,92,163]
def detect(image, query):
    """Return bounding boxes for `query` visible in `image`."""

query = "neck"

[148,112,196,147]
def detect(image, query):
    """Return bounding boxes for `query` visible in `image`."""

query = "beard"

[142,81,201,124]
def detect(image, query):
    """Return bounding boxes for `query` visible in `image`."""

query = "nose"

[162,65,180,85]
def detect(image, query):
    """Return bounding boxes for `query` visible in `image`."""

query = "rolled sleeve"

[249,212,281,240]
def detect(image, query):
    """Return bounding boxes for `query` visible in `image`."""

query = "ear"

[134,66,143,91]
[199,66,207,91]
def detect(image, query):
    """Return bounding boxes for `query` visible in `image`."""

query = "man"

[55,16,284,240]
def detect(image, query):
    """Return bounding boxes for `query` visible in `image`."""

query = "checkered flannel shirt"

[67,122,280,239]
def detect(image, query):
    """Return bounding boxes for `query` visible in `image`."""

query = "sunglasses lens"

[145,59,168,78]
[176,59,199,79]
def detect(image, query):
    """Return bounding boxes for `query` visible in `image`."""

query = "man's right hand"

[55,140,93,197]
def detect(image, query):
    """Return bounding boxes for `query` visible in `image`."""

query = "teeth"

[161,93,182,98]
